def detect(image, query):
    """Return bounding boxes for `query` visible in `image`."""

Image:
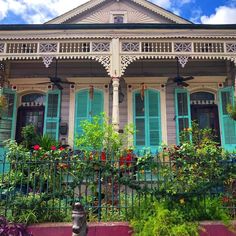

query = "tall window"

[74,89,104,142]
[133,89,161,151]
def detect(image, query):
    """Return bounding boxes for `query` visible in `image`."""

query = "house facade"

[0,0,236,155]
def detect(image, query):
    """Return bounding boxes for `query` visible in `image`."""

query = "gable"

[47,0,191,24]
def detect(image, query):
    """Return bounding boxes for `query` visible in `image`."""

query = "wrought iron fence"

[0,150,235,224]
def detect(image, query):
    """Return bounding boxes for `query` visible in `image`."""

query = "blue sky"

[0,0,236,24]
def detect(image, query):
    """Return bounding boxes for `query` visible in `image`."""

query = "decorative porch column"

[112,77,120,130]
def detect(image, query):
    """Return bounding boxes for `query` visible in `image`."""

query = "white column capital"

[112,77,120,86]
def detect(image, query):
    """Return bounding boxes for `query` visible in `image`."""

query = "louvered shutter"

[74,90,89,138]
[134,92,145,148]
[44,90,61,141]
[133,90,161,151]
[91,90,103,117]
[148,90,161,149]
[175,88,191,144]
[74,89,104,146]
[0,88,17,173]
[218,87,236,151]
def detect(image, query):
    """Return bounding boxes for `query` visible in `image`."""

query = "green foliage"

[75,114,134,156]
[227,103,236,121]
[131,197,198,236]
[21,125,38,149]
[0,94,7,117]
[36,134,59,151]
[5,193,71,225]
[159,123,233,195]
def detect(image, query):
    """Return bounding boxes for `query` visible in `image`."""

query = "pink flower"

[59,147,64,151]
[33,145,40,151]
[51,146,57,151]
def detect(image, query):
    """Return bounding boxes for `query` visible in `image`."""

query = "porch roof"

[0,23,236,31]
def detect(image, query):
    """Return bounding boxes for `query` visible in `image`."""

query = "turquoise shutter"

[0,88,17,173]
[91,90,104,117]
[133,89,161,152]
[74,89,104,144]
[148,90,161,149]
[175,88,191,144]
[134,92,146,148]
[218,87,236,151]
[75,90,89,137]
[44,90,61,141]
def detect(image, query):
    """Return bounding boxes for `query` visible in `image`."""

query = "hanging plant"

[140,83,147,101]
[226,102,236,121]
[0,94,7,118]
[89,85,94,100]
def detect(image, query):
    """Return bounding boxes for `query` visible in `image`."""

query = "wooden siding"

[65,0,175,24]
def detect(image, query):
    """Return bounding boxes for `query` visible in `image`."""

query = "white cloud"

[201,6,236,24]
[0,0,9,20]
[151,0,172,9]
[0,0,90,23]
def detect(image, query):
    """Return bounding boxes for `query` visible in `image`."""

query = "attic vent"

[114,15,124,23]
[110,11,127,23]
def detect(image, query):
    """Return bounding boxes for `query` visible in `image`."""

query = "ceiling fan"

[168,57,194,87]
[37,59,74,90]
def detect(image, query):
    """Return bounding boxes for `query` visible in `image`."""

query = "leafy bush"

[131,197,198,236]
[0,216,32,236]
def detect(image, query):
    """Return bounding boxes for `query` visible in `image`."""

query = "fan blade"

[178,81,189,87]
[182,76,194,81]
[59,81,75,84]
[35,82,51,85]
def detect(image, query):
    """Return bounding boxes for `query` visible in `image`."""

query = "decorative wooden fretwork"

[122,42,140,52]
[174,42,192,52]
[177,56,189,68]
[193,42,224,53]
[91,55,111,75]
[39,43,57,53]
[42,56,54,68]
[59,42,90,53]
[190,100,215,105]
[226,43,236,53]
[0,43,4,53]
[121,55,140,74]
[92,42,110,52]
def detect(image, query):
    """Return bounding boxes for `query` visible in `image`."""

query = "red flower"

[119,156,125,166]
[51,146,57,151]
[101,152,106,161]
[33,145,40,151]
[59,147,64,151]
[126,153,132,166]
[222,196,230,203]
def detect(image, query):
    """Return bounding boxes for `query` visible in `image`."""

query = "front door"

[191,105,220,143]
[16,106,44,143]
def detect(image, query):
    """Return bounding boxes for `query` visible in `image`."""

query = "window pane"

[136,118,145,146]
[221,91,231,115]
[22,93,45,105]
[177,93,188,116]
[47,94,58,118]
[114,15,124,23]
[148,91,159,117]
[178,118,189,133]
[135,93,144,116]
